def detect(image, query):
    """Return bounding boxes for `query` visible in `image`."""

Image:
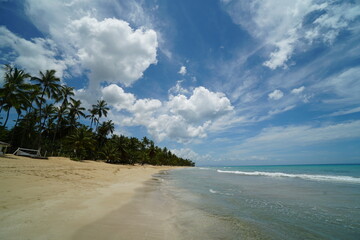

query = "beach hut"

[0,141,10,156]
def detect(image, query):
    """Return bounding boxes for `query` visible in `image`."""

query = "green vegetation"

[0,64,195,167]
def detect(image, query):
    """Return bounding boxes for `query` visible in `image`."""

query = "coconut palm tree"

[66,127,95,160]
[0,65,32,128]
[92,100,109,129]
[96,120,115,148]
[40,104,56,132]
[99,142,119,163]
[31,69,61,127]
[68,98,86,128]
[52,86,74,143]
[87,107,98,130]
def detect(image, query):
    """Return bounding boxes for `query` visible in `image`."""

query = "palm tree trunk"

[52,121,59,143]
[36,89,46,148]
[3,109,10,127]
[10,112,21,144]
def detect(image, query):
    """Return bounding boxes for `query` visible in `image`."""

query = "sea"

[157,164,360,240]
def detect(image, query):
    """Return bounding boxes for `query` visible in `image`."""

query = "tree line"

[0,64,195,167]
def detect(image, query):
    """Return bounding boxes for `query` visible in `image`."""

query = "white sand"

[0,155,179,240]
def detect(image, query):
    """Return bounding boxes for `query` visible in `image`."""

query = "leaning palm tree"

[0,65,32,128]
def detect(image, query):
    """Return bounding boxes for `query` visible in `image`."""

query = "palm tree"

[87,107,98,130]
[68,98,86,128]
[92,100,109,129]
[66,127,95,160]
[99,142,119,163]
[31,69,61,127]
[148,141,156,165]
[142,136,150,148]
[40,104,56,132]
[0,65,32,128]
[52,86,74,143]
[110,135,129,164]
[96,120,115,147]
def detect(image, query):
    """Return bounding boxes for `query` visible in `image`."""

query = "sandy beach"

[0,155,179,240]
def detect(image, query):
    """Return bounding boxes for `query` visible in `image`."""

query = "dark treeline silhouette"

[0,64,195,167]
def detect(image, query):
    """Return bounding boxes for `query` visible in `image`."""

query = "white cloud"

[101,84,136,111]
[315,67,360,105]
[168,80,190,95]
[268,105,295,116]
[326,107,360,118]
[171,148,211,162]
[268,89,284,100]
[146,115,210,142]
[263,32,297,69]
[65,16,158,88]
[168,87,234,123]
[1,1,158,89]
[106,86,234,142]
[178,65,187,75]
[222,0,360,69]
[0,26,67,77]
[129,98,162,126]
[232,120,360,158]
[291,86,305,94]
[248,121,360,146]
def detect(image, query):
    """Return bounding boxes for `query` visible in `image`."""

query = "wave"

[209,188,234,196]
[209,189,219,194]
[217,170,360,184]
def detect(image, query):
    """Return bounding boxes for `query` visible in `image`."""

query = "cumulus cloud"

[107,85,234,142]
[168,87,234,123]
[0,1,159,89]
[66,17,158,88]
[178,65,187,75]
[268,89,284,100]
[0,26,67,77]
[101,84,136,111]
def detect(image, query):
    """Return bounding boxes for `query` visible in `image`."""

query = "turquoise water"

[160,165,360,239]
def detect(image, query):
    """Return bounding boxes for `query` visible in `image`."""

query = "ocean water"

[159,165,360,239]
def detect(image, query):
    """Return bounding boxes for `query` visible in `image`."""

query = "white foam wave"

[209,189,218,194]
[216,170,360,184]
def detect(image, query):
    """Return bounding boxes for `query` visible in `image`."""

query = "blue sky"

[1,0,359,165]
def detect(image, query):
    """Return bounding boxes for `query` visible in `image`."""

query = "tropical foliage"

[0,64,195,167]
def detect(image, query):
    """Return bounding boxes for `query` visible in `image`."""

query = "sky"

[0,0,359,166]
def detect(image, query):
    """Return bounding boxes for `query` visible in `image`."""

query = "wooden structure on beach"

[13,147,48,159]
[0,141,10,156]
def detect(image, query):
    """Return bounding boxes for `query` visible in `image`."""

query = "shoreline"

[74,172,180,239]
[0,155,181,239]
